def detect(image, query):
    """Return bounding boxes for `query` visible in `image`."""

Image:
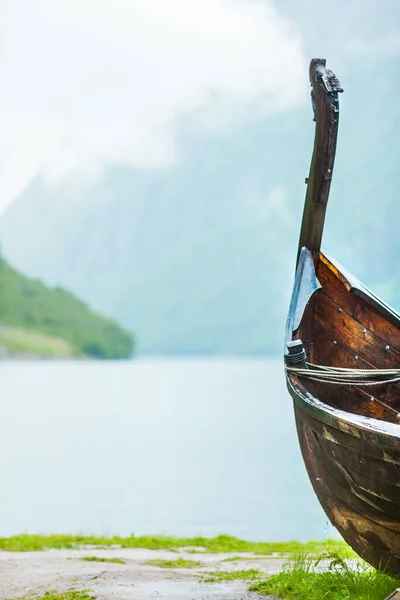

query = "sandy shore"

[0,547,284,599]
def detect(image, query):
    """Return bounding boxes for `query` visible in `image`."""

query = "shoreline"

[1,546,284,599]
[2,535,395,600]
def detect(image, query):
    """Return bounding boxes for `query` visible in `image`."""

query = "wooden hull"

[286,249,400,573]
[293,396,400,573]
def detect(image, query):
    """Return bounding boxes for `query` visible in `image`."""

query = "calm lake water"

[0,359,338,541]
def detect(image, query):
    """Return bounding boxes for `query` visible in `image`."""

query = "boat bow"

[297,59,343,264]
[284,58,400,574]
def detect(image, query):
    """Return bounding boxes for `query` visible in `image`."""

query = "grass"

[81,556,126,565]
[204,569,263,582]
[0,258,133,359]
[12,592,95,600]
[220,555,271,562]
[0,325,76,358]
[0,533,351,556]
[249,552,400,600]
[144,557,201,569]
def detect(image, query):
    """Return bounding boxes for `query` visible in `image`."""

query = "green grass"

[220,555,271,562]
[249,553,400,599]
[0,533,351,556]
[204,569,263,582]
[0,326,75,357]
[12,592,95,600]
[144,557,201,569]
[81,556,126,565]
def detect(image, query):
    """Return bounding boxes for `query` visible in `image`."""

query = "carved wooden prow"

[296,58,343,266]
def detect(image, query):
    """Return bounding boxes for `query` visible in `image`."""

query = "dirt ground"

[0,548,284,599]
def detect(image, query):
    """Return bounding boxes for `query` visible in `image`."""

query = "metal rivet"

[385,345,390,351]
[397,413,400,419]
[333,340,337,345]
[354,355,359,360]
[363,329,367,334]
[370,397,375,402]
[338,308,342,313]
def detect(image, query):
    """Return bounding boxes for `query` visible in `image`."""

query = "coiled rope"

[286,363,400,387]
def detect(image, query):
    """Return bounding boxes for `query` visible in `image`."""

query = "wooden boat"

[285,59,400,573]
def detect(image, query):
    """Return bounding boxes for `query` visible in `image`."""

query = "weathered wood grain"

[311,322,400,419]
[317,258,400,353]
[313,293,400,369]
[286,59,400,574]
[296,59,343,263]
[295,407,400,573]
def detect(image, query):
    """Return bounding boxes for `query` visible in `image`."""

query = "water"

[0,359,337,541]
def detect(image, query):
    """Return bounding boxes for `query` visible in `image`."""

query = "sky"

[0,0,308,212]
[0,0,399,355]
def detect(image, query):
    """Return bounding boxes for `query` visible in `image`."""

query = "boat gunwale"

[286,374,400,445]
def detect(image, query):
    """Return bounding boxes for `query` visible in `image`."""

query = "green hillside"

[0,258,133,359]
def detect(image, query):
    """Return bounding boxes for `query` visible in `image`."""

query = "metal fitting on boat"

[285,340,307,366]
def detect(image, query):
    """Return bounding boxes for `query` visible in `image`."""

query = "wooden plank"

[309,378,397,422]
[317,259,400,353]
[314,432,400,492]
[311,324,400,420]
[303,412,400,463]
[316,455,400,527]
[319,251,400,328]
[296,407,400,574]
[312,322,374,369]
[313,292,400,369]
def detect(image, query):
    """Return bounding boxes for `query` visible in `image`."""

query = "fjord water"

[1,359,337,541]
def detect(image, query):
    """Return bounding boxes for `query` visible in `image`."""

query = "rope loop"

[286,363,400,387]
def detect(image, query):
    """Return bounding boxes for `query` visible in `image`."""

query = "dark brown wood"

[285,58,400,574]
[311,325,399,421]
[296,59,343,264]
[295,406,400,573]
[313,293,400,370]
[287,249,400,572]
[317,255,400,352]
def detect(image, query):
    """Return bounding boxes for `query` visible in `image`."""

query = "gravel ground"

[0,548,284,599]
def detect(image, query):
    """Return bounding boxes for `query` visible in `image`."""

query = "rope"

[286,363,400,387]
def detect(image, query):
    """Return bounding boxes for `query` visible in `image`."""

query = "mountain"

[0,257,133,358]
[0,110,309,355]
[0,2,399,356]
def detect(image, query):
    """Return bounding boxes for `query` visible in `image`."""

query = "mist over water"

[1,359,337,541]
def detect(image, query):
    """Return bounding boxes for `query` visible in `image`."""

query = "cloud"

[344,32,400,57]
[0,0,306,209]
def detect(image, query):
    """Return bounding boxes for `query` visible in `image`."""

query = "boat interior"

[293,251,400,424]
